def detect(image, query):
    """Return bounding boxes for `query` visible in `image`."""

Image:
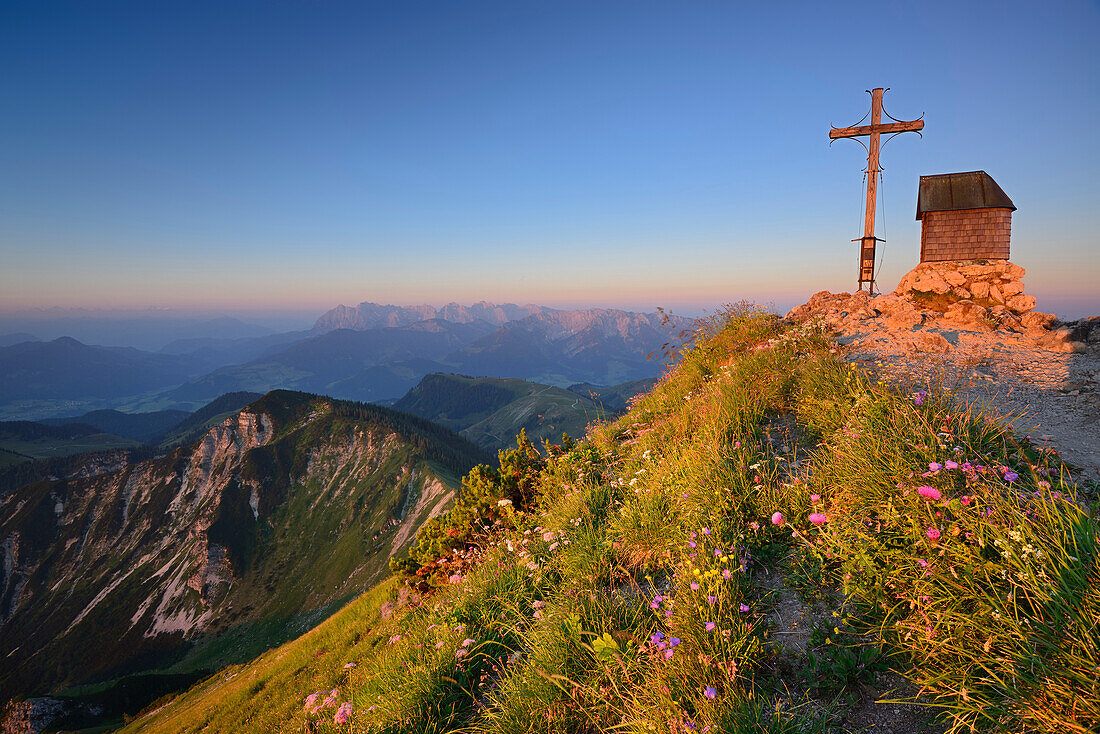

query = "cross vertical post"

[830,88,924,293]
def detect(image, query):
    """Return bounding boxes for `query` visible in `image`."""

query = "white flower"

[497,498,513,507]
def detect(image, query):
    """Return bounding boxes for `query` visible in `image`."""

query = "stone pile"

[894,259,1036,314]
[785,259,1092,354]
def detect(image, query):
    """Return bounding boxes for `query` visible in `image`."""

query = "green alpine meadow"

[113,306,1098,734]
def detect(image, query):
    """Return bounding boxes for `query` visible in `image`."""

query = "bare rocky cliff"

[0,391,487,708]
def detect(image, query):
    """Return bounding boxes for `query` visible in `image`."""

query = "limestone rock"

[944,271,967,287]
[969,281,990,300]
[1006,294,1037,314]
[908,331,953,353]
[942,300,991,331]
[912,271,951,295]
[1000,281,1025,297]
[1021,311,1056,329]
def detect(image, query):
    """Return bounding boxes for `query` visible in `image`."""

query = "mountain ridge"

[0,389,489,707]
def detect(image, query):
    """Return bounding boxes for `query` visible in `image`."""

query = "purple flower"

[704,686,717,699]
[917,486,941,501]
[714,548,721,556]
[945,460,959,470]
[739,603,750,613]
[929,462,942,472]
[702,527,711,535]
[690,581,699,591]
[926,527,941,541]
[650,596,662,610]
[650,631,665,645]
[1004,470,1019,482]
[663,648,675,659]
[668,637,681,648]
[722,569,731,579]
[334,702,353,725]
[707,595,717,604]
[705,622,716,631]
[688,541,697,548]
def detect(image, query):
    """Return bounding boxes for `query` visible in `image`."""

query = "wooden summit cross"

[830,88,923,293]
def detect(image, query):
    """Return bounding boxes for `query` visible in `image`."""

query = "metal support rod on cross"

[830,88,923,293]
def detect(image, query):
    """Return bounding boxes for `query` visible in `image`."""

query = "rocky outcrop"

[0,697,101,734]
[894,259,1036,314]
[786,260,1091,355]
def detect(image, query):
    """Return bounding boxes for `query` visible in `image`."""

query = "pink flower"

[945,460,959,470]
[343,662,356,669]
[929,462,942,472]
[808,513,827,525]
[690,581,700,590]
[704,686,717,699]
[917,486,941,501]
[771,512,784,526]
[388,635,402,645]
[334,702,353,725]
[705,622,716,631]
[926,527,941,541]
[739,603,750,613]
[722,569,731,579]
[810,494,821,502]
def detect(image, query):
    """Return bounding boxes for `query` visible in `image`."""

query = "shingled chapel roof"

[916,171,1016,220]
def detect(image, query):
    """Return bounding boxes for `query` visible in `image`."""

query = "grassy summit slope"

[123,306,1098,734]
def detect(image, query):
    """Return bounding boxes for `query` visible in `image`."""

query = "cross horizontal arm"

[829,119,924,139]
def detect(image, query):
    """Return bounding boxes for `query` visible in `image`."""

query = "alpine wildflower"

[917,486,942,501]
[334,702,353,725]
[808,512,827,525]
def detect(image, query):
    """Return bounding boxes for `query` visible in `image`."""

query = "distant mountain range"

[0,302,695,421]
[168,307,692,407]
[0,337,204,408]
[0,390,489,708]
[312,300,547,332]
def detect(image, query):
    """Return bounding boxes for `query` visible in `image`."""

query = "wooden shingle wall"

[920,208,1011,263]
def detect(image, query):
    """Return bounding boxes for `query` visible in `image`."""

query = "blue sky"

[1,0,1097,321]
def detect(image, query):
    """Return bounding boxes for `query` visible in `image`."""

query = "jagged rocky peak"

[312,301,551,332]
